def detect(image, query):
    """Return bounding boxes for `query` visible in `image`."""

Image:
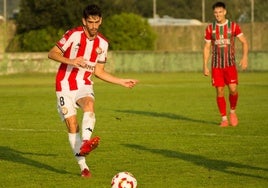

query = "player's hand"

[71,56,86,68]
[121,79,139,88]
[203,66,210,76]
[239,57,248,70]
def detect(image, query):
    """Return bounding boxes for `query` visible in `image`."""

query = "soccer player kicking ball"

[48,4,138,177]
[203,2,248,127]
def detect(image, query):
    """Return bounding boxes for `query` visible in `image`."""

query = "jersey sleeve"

[97,38,108,63]
[56,29,75,52]
[233,22,243,37]
[204,24,212,42]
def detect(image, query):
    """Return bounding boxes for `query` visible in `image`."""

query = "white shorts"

[56,85,95,121]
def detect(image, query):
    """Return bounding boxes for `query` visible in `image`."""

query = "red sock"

[229,93,238,110]
[217,97,226,116]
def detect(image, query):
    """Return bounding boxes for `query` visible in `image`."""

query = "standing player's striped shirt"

[55,26,108,92]
[204,20,243,68]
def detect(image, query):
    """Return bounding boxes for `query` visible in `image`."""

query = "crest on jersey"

[96,47,103,54]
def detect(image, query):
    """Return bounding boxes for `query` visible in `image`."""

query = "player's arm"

[203,41,211,76]
[237,34,248,70]
[94,62,138,88]
[48,45,86,68]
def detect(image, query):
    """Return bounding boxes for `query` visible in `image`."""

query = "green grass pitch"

[0,72,267,188]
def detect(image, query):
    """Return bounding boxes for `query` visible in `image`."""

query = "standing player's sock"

[68,133,89,170]
[82,112,96,141]
[217,96,227,117]
[229,93,238,111]
[222,115,228,121]
[78,158,89,171]
[68,133,82,155]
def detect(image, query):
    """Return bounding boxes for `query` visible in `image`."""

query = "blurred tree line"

[5,0,268,52]
[5,0,267,24]
[8,0,158,51]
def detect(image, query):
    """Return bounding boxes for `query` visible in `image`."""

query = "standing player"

[48,4,138,177]
[203,2,248,127]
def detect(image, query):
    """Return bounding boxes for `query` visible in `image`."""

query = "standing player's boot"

[230,113,238,126]
[220,120,229,127]
[79,136,100,156]
[81,168,91,178]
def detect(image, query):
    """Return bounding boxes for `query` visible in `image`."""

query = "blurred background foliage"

[1,0,267,52]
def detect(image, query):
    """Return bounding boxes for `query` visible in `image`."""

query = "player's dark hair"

[83,4,102,19]
[212,2,226,10]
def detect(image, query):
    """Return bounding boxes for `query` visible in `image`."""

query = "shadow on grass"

[0,146,69,174]
[123,144,268,180]
[116,109,217,125]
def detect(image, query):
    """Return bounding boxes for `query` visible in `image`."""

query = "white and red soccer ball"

[111,172,137,188]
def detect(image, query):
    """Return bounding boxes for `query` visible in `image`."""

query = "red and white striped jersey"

[204,20,243,68]
[55,26,108,91]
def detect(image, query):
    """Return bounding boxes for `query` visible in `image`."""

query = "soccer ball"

[111,172,137,188]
